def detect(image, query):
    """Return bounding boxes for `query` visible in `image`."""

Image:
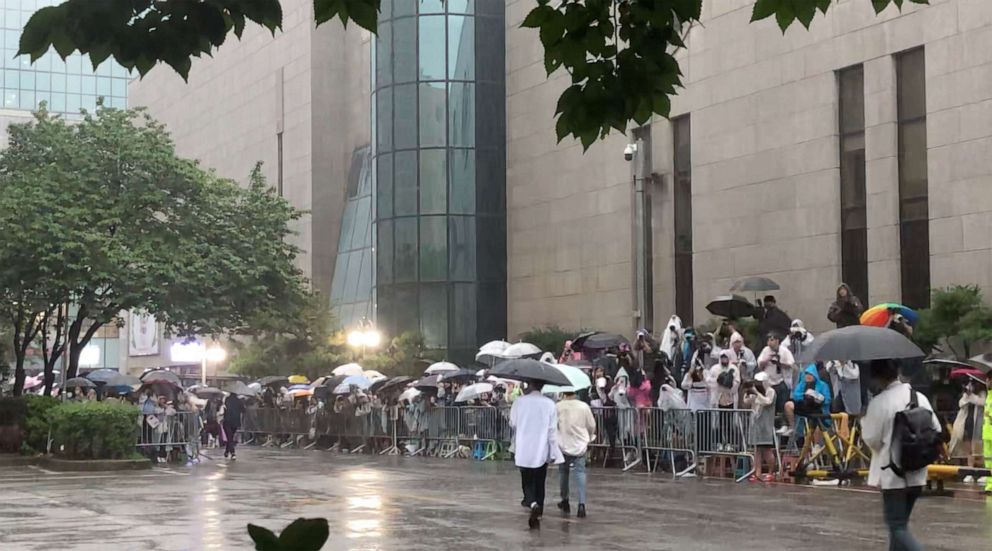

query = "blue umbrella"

[287,384,311,392]
[84,369,120,384]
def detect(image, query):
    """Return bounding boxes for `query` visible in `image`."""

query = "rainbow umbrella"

[859,303,919,327]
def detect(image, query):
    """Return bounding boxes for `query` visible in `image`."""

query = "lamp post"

[200,344,226,386]
[346,318,382,360]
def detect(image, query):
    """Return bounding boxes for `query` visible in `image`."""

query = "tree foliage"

[0,105,309,392]
[18,0,927,149]
[518,325,578,358]
[914,285,992,359]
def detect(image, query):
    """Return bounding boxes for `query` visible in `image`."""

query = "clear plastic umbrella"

[476,340,510,365]
[425,361,460,375]
[500,342,542,359]
[456,383,494,403]
[332,363,364,377]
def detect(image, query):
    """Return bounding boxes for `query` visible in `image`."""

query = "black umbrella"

[320,375,348,390]
[257,376,289,388]
[572,332,630,351]
[372,376,413,394]
[439,368,478,382]
[730,276,780,292]
[706,295,755,319]
[140,369,182,386]
[414,375,441,391]
[104,373,141,390]
[191,386,225,398]
[84,369,119,384]
[65,377,96,389]
[797,325,924,363]
[225,381,258,397]
[490,358,571,386]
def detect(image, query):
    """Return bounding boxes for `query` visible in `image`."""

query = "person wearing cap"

[556,390,596,518]
[757,333,797,434]
[744,372,778,481]
[757,295,792,344]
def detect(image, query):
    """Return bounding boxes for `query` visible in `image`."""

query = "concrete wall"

[506,0,992,338]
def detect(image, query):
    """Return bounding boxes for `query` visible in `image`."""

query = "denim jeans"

[559,453,587,505]
[881,487,923,551]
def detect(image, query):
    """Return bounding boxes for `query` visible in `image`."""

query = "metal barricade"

[588,407,642,471]
[458,406,511,460]
[421,406,462,458]
[641,408,696,477]
[695,408,754,482]
[136,411,200,461]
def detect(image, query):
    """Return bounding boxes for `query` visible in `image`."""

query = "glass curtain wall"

[1,0,130,115]
[373,0,506,362]
[330,146,374,326]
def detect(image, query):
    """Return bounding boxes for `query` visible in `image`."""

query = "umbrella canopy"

[425,361,460,375]
[500,342,542,359]
[332,363,364,377]
[23,375,43,390]
[104,373,141,392]
[950,368,988,386]
[398,387,422,403]
[439,368,478,382]
[338,375,372,390]
[84,369,120,384]
[140,369,181,386]
[455,383,493,403]
[225,381,258,397]
[288,375,310,385]
[191,386,225,398]
[257,376,288,388]
[967,354,992,374]
[248,382,262,393]
[729,276,780,292]
[490,358,571,386]
[476,340,510,365]
[797,325,924,363]
[363,370,387,382]
[542,364,592,394]
[860,303,920,327]
[372,376,414,396]
[706,295,755,319]
[414,375,442,390]
[286,384,311,394]
[286,388,314,399]
[572,332,630,351]
[65,377,96,389]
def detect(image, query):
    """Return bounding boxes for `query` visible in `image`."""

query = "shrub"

[49,401,139,460]
[0,396,27,426]
[20,395,60,454]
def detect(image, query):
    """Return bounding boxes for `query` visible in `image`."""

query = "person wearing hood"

[827,283,864,328]
[674,326,698,383]
[782,319,815,367]
[785,364,832,439]
[680,350,711,412]
[707,352,740,409]
[827,360,862,416]
[726,331,757,380]
[757,333,796,432]
[659,316,682,370]
[949,379,986,481]
[744,372,777,482]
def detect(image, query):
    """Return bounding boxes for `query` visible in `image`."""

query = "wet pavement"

[1,448,990,550]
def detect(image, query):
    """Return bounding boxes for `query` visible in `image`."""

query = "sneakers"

[811,479,840,487]
[520,499,529,509]
[223,451,229,459]
[557,500,570,515]
[977,476,988,485]
[230,454,236,461]
[964,475,975,484]
[528,504,541,530]
[775,426,789,435]
[577,504,586,518]
[761,474,775,482]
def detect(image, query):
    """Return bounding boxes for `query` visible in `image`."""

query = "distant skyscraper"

[0,0,129,116]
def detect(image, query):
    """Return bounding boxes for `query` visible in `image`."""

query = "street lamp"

[346,318,382,359]
[201,344,226,386]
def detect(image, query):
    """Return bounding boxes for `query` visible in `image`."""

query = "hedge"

[49,401,140,460]
[22,395,60,454]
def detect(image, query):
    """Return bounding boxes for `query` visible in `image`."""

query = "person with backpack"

[862,359,942,550]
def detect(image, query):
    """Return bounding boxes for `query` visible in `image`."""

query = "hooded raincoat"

[827,283,864,328]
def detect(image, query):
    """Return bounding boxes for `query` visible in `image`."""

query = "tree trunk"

[66,317,103,381]
[12,353,25,397]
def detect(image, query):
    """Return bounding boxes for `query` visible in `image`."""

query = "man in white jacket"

[510,381,563,529]
[862,359,940,551]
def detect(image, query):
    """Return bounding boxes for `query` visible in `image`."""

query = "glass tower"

[330,146,374,327]
[372,0,506,362]
[0,0,130,115]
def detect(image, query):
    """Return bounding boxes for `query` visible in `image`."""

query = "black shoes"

[520,499,528,508]
[577,504,586,518]
[528,504,541,529]
[557,500,570,515]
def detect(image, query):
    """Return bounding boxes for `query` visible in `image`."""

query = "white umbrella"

[500,342,542,359]
[363,370,387,382]
[248,382,262,393]
[398,387,421,403]
[425,361,460,375]
[542,363,592,394]
[333,375,372,394]
[332,363,364,377]
[456,383,493,403]
[476,340,510,365]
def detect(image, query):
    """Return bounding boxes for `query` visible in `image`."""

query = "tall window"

[838,66,868,303]
[672,116,693,325]
[896,48,930,309]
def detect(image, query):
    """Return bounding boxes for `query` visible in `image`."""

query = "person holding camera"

[757,333,796,434]
[708,352,740,410]
[744,372,777,481]
[782,319,814,364]
[727,331,757,380]
[681,350,711,412]
[827,283,864,328]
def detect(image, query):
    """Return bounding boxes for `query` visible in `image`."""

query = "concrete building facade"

[127,0,992,363]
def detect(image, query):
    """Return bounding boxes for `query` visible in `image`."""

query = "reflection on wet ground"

[0,447,989,550]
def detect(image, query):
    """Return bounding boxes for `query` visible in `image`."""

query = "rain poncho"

[659,316,683,364]
[656,385,687,410]
[782,319,815,363]
[827,283,863,328]
[792,364,831,416]
[725,332,757,379]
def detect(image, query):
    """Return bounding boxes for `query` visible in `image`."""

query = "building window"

[896,48,930,309]
[672,115,693,325]
[838,65,868,303]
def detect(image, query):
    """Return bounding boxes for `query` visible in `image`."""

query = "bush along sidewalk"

[48,401,140,460]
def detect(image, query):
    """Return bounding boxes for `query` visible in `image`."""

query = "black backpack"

[885,389,942,477]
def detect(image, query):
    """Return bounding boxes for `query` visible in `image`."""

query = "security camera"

[624,143,637,161]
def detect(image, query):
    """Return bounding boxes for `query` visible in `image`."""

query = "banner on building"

[128,311,159,357]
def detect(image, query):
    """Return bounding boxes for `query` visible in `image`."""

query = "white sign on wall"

[128,311,159,357]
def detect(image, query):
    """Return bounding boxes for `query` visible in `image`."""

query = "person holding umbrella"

[222,392,244,460]
[509,379,564,530]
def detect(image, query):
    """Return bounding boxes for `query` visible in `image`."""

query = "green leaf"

[18,6,61,60]
[775,1,797,31]
[247,524,281,551]
[751,0,781,21]
[278,518,329,551]
[345,0,379,32]
[521,5,554,29]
